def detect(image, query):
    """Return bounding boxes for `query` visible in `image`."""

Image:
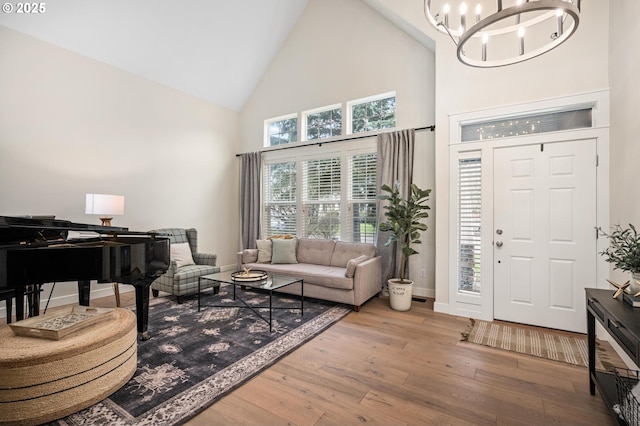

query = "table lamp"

[85,194,125,227]
[85,193,125,307]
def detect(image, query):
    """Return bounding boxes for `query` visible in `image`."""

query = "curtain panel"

[375,129,415,288]
[240,151,261,250]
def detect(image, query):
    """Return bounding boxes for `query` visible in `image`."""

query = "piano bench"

[0,308,137,425]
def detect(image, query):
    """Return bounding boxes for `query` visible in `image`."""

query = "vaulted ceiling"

[0,0,310,111]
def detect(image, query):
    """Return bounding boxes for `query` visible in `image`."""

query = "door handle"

[496,241,503,247]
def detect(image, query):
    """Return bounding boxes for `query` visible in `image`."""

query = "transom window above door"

[461,107,592,142]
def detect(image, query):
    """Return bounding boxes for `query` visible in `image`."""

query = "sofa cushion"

[242,249,258,264]
[171,242,195,269]
[271,238,298,264]
[243,262,353,290]
[296,238,336,266]
[330,241,376,267]
[345,255,369,278]
[256,239,272,263]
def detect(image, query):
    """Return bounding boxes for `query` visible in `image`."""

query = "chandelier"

[424,0,581,67]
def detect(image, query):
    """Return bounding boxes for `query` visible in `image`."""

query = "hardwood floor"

[5,292,619,425]
[184,297,617,426]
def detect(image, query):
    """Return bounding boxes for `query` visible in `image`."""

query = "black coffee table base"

[197,274,303,332]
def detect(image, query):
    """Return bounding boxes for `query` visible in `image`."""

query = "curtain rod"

[235,125,435,157]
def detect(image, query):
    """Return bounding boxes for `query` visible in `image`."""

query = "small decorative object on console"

[607,278,631,299]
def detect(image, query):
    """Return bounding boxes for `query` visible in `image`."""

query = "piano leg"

[134,283,151,341]
[78,280,90,306]
[28,285,41,317]
[15,286,25,321]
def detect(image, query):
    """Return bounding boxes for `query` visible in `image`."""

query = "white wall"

[362,0,611,308]
[240,0,437,297]
[0,26,241,308]
[608,0,640,284]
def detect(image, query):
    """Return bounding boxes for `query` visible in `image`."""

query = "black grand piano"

[0,215,170,340]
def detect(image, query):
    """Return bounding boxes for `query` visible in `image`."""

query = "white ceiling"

[0,0,309,111]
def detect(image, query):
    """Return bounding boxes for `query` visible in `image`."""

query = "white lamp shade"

[85,194,125,216]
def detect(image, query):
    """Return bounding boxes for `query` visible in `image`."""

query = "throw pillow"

[271,237,298,264]
[345,255,369,278]
[171,242,195,269]
[242,249,259,264]
[256,239,272,263]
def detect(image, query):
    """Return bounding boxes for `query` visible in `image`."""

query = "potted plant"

[599,224,640,294]
[378,181,431,311]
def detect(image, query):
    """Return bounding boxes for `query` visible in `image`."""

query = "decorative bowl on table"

[231,269,268,282]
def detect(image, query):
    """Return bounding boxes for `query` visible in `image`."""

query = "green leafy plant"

[378,182,431,283]
[599,224,640,273]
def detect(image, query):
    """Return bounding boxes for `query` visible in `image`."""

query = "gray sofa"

[237,238,381,311]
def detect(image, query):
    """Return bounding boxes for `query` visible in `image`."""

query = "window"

[263,162,297,235]
[348,153,377,243]
[262,148,377,242]
[305,106,342,140]
[266,115,297,146]
[302,157,341,240]
[350,94,396,134]
[461,108,593,142]
[458,157,482,294]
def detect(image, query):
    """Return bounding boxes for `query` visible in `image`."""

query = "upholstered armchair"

[148,228,220,303]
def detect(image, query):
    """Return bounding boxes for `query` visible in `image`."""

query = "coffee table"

[197,270,303,332]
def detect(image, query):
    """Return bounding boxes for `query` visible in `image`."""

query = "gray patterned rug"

[52,287,351,426]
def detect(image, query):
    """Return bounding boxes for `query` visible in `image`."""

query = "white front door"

[493,139,597,333]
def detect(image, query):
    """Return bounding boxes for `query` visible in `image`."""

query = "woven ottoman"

[0,307,137,426]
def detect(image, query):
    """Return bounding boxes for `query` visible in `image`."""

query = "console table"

[586,288,640,425]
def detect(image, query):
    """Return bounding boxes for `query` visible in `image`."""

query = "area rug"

[51,288,351,426]
[461,318,612,370]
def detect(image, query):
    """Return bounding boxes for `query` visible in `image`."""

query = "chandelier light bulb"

[518,27,525,56]
[443,3,450,27]
[482,32,488,61]
[556,8,564,37]
[475,4,481,23]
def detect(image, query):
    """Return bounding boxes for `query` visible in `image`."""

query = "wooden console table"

[586,288,640,425]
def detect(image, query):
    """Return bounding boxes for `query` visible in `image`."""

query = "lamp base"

[99,217,113,227]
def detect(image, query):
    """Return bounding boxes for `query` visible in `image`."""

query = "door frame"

[447,90,610,323]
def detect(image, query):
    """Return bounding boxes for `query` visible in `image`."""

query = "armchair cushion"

[171,242,195,269]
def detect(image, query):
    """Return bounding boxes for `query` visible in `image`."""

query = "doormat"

[461,318,613,370]
[49,290,351,426]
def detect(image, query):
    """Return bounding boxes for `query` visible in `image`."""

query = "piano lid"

[0,215,129,246]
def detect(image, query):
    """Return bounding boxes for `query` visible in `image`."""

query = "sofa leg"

[353,305,360,312]
[152,289,159,298]
[213,285,220,295]
[176,295,183,304]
